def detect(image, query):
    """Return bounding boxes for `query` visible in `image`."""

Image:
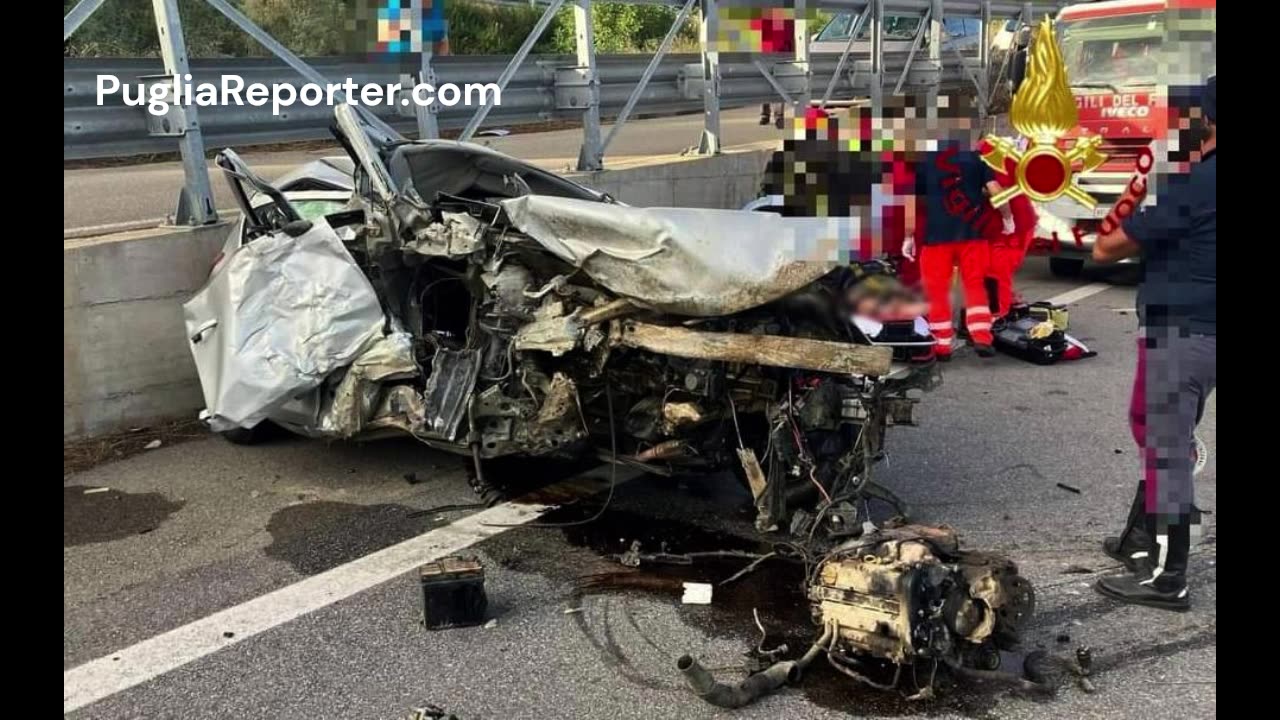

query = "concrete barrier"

[62,144,777,439]
[568,143,774,209]
[64,223,231,439]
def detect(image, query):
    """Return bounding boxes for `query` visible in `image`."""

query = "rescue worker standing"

[758,8,794,129]
[903,122,1001,359]
[1091,76,1215,611]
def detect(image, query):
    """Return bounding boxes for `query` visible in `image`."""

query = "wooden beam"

[615,321,893,377]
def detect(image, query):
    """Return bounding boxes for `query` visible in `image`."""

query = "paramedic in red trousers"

[1091,76,1215,611]
[983,143,1038,323]
[758,8,794,129]
[902,127,1002,360]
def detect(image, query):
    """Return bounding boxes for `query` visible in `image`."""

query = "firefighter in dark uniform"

[1091,76,1216,611]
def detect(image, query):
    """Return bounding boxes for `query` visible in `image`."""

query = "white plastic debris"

[483,619,498,629]
[681,582,713,605]
[83,487,110,495]
[144,439,162,450]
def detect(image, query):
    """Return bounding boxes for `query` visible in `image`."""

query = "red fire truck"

[1022,0,1216,277]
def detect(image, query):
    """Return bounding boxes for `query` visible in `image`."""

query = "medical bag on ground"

[993,302,1096,365]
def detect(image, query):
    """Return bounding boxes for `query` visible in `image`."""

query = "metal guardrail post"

[415,46,440,140]
[820,3,869,108]
[151,0,216,226]
[980,0,991,119]
[601,0,697,157]
[939,17,985,111]
[892,6,931,96]
[573,0,604,171]
[63,0,107,41]
[460,0,565,141]
[870,0,884,112]
[696,0,721,155]
[793,0,811,117]
[202,0,399,140]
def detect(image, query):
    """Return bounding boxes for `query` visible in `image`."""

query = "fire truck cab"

[1021,0,1216,277]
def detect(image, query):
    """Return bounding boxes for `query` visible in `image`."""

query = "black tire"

[219,422,276,446]
[1049,257,1084,278]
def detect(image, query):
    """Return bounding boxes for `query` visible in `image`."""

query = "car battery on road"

[419,557,488,630]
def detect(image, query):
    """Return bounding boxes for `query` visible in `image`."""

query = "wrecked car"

[184,106,1047,701]
[185,104,941,538]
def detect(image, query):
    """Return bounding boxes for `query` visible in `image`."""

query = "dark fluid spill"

[264,500,431,574]
[477,454,605,503]
[548,507,1021,717]
[64,485,185,547]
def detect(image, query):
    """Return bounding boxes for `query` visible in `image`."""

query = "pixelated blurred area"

[347,0,449,61]
[762,95,983,250]
[710,1,819,53]
[1163,84,1210,169]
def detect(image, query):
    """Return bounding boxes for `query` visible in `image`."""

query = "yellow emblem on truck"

[980,17,1107,209]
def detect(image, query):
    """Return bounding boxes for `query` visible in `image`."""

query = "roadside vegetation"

[64,0,703,57]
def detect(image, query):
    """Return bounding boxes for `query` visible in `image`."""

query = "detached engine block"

[808,524,1035,684]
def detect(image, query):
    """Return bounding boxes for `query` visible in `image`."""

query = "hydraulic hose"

[676,623,834,709]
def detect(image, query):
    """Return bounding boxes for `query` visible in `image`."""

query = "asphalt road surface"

[63,107,784,232]
[63,260,1216,719]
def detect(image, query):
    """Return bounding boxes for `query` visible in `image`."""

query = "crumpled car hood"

[500,196,857,316]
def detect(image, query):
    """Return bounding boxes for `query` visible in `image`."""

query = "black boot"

[984,276,1001,315]
[1102,481,1151,571]
[759,103,772,125]
[1095,514,1191,612]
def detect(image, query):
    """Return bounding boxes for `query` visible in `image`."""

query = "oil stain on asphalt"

[263,500,432,575]
[64,485,185,547]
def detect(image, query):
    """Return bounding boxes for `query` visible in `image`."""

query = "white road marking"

[63,466,638,714]
[1045,282,1111,306]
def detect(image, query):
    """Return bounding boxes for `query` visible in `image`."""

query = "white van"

[810,12,984,56]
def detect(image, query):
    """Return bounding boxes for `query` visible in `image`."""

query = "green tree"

[443,1,563,55]
[64,0,249,57]
[63,0,703,58]
[241,0,347,56]
[549,3,698,54]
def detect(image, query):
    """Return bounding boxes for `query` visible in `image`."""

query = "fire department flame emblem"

[981,16,1107,208]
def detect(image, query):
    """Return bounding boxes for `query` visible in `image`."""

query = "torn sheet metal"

[405,211,484,257]
[317,332,420,437]
[500,196,862,316]
[513,298,578,356]
[183,219,385,432]
[421,348,481,440]
[535,372,579,425]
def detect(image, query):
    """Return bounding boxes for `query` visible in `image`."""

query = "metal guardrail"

[64,51,988,159]
[65,0,1064,223]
